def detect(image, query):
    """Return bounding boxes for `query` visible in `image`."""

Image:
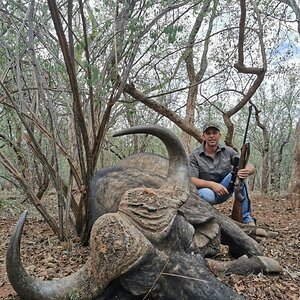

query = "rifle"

[231,105,252,223]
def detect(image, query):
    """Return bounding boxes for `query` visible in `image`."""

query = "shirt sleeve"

[188,152,200,178]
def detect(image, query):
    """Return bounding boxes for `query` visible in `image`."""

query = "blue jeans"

[197,173,253,224]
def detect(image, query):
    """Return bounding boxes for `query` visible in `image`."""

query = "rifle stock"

[231,142,250,223]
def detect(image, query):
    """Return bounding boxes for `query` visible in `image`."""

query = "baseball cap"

[202,122,221,133]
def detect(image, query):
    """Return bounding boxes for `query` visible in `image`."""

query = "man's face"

[203,128,221,147]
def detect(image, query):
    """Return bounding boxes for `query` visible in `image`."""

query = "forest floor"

[0,189,299,300]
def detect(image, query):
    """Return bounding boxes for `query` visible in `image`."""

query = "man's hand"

[237,168,250,179]
[211,182,229,196]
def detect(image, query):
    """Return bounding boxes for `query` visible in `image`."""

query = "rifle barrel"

[243,104,253,145]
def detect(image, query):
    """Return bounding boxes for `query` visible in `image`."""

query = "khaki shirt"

[189,143,238,183]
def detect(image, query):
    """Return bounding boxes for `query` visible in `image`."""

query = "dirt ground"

[0,189,299,299]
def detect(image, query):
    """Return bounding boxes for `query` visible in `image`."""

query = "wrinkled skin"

[88,153,262,258]
[6,125,281,300]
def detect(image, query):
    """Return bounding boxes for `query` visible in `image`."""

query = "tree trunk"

[252,103,270,194]
[182,84,198,153]
[289,118,300,197]
[181,0,211,153]
[272,159,281,192]
[271,119,292,193]
[261,130,270,194]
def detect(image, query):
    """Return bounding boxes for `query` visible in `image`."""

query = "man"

[189,122,255,225]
